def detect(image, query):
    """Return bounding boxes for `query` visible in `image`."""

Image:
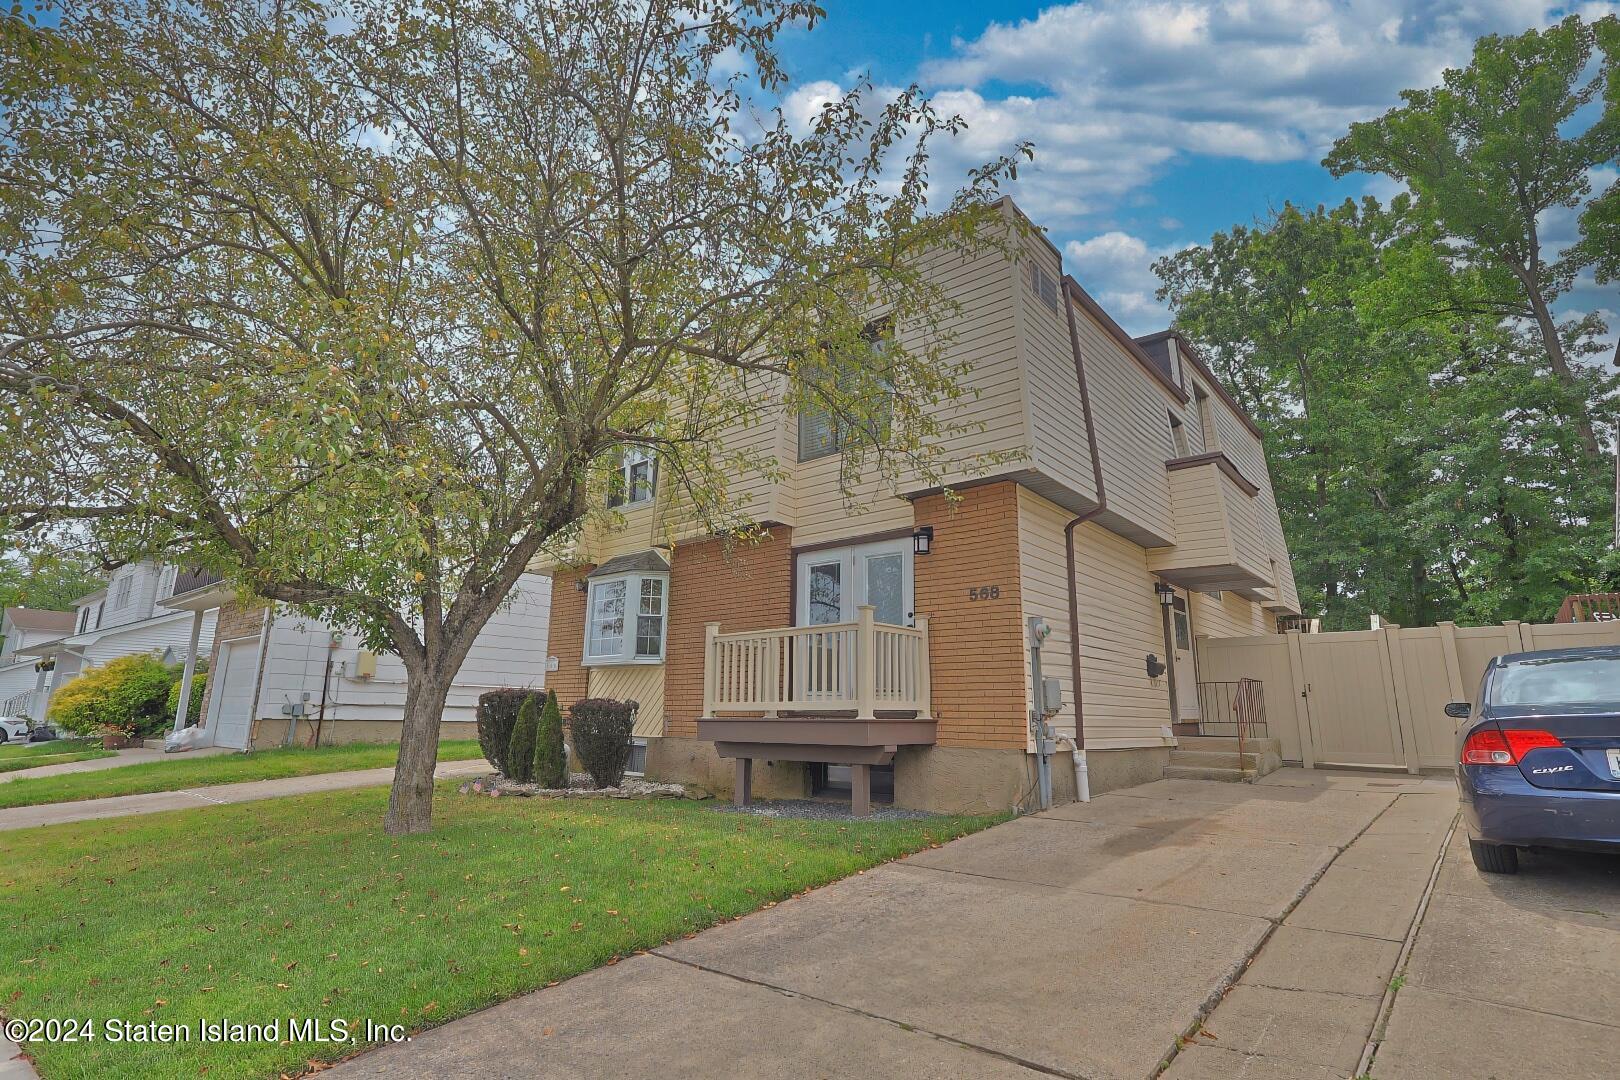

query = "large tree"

[0,0,1025,832]
[1158,196,1617,629]
[1324,14,1620,460]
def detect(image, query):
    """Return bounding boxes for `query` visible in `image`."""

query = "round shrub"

[570,698,636,788]
[48,654,177,737]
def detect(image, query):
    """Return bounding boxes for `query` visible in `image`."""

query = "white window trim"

[611,448,657,508]
[582,571,669,667]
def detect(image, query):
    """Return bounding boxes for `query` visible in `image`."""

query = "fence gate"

[1297,630,1406,769]
[1196,618,1620,774]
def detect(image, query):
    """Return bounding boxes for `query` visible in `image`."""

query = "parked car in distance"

[0,715,31,743]
[1452,645,1620,873]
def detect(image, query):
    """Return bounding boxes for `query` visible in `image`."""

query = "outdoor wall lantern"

[574,578,589,593]
[1146,653,1167,679]
[912,525,935,556]
[1154,580,1175,606]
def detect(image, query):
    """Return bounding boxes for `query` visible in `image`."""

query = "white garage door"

[209,638,261,750]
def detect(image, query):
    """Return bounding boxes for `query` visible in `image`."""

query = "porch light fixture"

[912,525,935,556]
[574,578,589,593]
[1154,580,1175,606]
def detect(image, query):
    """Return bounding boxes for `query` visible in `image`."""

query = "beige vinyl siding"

[1066,302,1176,546]
[1017,488,1175,750]
[1014,232,1100,509]
[588,663,665,739]
[1191,588,1268,638]
[1151,464,1231,568]
[789,457,917,547]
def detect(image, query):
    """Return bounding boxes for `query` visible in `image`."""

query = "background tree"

[0,1,1025,832]
[1324,14,1620,459]
[0,547,103,613]
[1159,196,1618,628]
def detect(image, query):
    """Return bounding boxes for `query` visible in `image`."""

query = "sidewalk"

[331,769,1456,1080]
[0,758,490,831]
[0,745,231,783]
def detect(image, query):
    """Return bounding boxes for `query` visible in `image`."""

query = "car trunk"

[1499,708,1620,791]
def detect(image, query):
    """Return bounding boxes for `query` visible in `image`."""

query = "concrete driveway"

[1371,832,1620,1079]
[332,769,1458,1080]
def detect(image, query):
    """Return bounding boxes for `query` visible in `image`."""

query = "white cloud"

[1064,231,1190,334]
[910,1,1617,230]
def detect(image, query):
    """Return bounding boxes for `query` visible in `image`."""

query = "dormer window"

[111,575,132,608]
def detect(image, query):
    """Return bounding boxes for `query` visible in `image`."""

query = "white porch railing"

[1,689,35,718]
[703,605,931,720]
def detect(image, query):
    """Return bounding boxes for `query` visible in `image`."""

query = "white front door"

[1171,590,1200,721]
[208,637,261,750]
[796,539,914,627]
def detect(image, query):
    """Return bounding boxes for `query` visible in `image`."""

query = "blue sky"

[773,0,1620,342]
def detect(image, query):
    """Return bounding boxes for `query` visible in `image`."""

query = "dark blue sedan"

[1453,645,1620,874]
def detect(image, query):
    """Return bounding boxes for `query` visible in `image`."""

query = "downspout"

[1061,278,1109,803]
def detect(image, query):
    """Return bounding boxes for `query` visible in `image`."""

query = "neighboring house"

[7,563,217,722]
[536,198,1301,813]
[162,573,552,750]
[0,607,78,717]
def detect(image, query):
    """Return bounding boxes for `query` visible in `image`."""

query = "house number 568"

[968,585,1001,600]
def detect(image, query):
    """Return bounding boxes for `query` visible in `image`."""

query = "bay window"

[584,572,667,665]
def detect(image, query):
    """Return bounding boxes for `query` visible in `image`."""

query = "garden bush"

[506,693,540,783]
[475,688,536,775]
[571,697,636,788]
[48,654,177,737]
[533,689,566,788]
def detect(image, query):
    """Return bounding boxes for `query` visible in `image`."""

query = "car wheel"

[1469,838,1519,874]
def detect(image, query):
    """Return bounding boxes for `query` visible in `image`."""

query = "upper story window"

[606,448,657,509]
[111,574,132,609]
[798,321,892,462]
[1029,263,1060,312]
[1168,412,1189,457]
[584,572,667,665]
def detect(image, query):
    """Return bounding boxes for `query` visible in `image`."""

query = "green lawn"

[0,741,486,809]
[0,739,113,774]
[0,786,1001,1079]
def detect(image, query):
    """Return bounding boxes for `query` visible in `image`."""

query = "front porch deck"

[699,606,936,816]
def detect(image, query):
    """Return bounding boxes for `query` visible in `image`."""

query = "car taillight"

[1461,728,1563,765]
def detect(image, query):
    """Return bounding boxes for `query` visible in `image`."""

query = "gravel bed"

[712,798,940,821]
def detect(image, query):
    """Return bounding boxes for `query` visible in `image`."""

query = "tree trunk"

[1522,275,1601,459]
[385,668,455,835]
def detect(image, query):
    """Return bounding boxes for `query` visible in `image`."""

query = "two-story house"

[161,572,552,751]
[538,199,1300,814]
[0,607,78,719]
[7,562,219,722]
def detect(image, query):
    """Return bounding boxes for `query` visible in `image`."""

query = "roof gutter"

[1061,277,1109,802]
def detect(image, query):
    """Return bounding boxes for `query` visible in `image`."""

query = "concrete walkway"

[0,758,491,831]
[1371,826,1620,1078]
[0,744,231,783]
[331,769,1456,1080]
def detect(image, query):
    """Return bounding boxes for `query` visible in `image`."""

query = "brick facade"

[546,566,592,709]
[663,529,795,737]
[914,481,1028,749]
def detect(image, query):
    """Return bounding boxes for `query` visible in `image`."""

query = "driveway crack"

[646,950,1093,1080]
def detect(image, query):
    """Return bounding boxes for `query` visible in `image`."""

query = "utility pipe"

[1061,277,1111,803]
